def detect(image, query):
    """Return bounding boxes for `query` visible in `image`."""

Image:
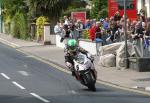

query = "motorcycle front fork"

[93,69,97,80]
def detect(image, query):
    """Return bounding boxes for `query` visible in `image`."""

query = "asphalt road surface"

[0,43,150,103]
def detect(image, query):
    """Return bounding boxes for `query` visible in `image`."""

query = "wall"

[55,36,102,55]
[56,35,66,48]
[79,39,97,55]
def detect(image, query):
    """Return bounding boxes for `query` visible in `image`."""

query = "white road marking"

[18,71,29,76]
[12,81,26,90]
[1,73,10,79]
[30,93,50,103]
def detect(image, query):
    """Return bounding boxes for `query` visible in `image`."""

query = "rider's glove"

[66,62,72,68]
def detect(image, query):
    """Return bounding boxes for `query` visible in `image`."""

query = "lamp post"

[124,0,129,68]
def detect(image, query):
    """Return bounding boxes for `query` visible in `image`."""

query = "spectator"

[114,11,122,21]
[135,21,144,37]
[106,29,113,44]
[60,20,64,28]
[64,16,70,25]
[129,20,137,41]
[111,21,119,42]
[63,25,70,38]
[144,22,150,49]
[103,17,109,30]
[89,22,96,41]
[127,19,131,31]
[85,19,91,29]
[139,9,146,22]
[130,20,137,34]
[54,22,62,35]
[75,19,84,38]
[95,21,102,39]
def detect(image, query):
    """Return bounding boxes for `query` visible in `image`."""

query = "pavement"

[0,33,150,93]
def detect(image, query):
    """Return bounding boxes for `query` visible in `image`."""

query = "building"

[108,0,150,20]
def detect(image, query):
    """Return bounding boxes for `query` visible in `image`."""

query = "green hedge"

[11,12,27,39]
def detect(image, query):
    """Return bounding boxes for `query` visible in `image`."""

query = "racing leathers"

[64,46,97,78]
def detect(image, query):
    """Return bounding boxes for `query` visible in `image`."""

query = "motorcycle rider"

[64,39,97,79]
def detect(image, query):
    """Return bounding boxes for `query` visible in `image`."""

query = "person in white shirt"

[64,16,70,25]
[75,20,84,38]
[54,22,62,34]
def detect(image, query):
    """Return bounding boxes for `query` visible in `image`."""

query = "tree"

[28,0,73,20]
[90,0,108,20]
[60,0,88,19]
[3,0,27,19]
[2,0,28,38]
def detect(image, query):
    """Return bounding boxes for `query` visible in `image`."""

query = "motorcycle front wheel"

[84,71,96,91]
[88,84,96,91]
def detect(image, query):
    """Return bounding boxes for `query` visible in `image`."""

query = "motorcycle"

[73,52,96,91]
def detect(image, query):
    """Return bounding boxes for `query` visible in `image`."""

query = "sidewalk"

[0,33,150,93]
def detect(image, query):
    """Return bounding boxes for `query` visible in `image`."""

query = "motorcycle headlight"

[76,57,84,64]
[79,59,84,64]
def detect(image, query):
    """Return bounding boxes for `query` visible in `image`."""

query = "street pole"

[124,0,129,68]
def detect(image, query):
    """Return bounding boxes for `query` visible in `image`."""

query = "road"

[0,42,150,103]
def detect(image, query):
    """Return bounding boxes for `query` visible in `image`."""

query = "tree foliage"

[36,16,48,38]
[11,12,27,39]
[90,0,108,20]
[2,0,89,38]
[3,0,28,39]
[29,0,73,20]
[3,0,27,19]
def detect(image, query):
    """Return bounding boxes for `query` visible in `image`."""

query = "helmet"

[67,39,77,51]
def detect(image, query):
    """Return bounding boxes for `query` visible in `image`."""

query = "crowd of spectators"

[54,16,85,42]
[54,11,150,48]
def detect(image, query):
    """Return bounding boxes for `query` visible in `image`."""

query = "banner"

[71,12,86,24]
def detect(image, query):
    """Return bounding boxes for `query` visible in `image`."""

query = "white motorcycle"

[73,52,96,91]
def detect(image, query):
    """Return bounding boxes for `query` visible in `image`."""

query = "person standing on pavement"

[54,22,62,35]
[89,22,96,41]
[95,21,102,39]
[144,22,150,49]
[114,11,122,21]
[54,22,63,42]
[64,16,70,25]
[75,19,84,39]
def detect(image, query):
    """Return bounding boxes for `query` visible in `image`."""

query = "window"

[116,0,135,10]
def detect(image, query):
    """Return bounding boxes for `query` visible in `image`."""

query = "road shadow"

[77,87,113,93]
